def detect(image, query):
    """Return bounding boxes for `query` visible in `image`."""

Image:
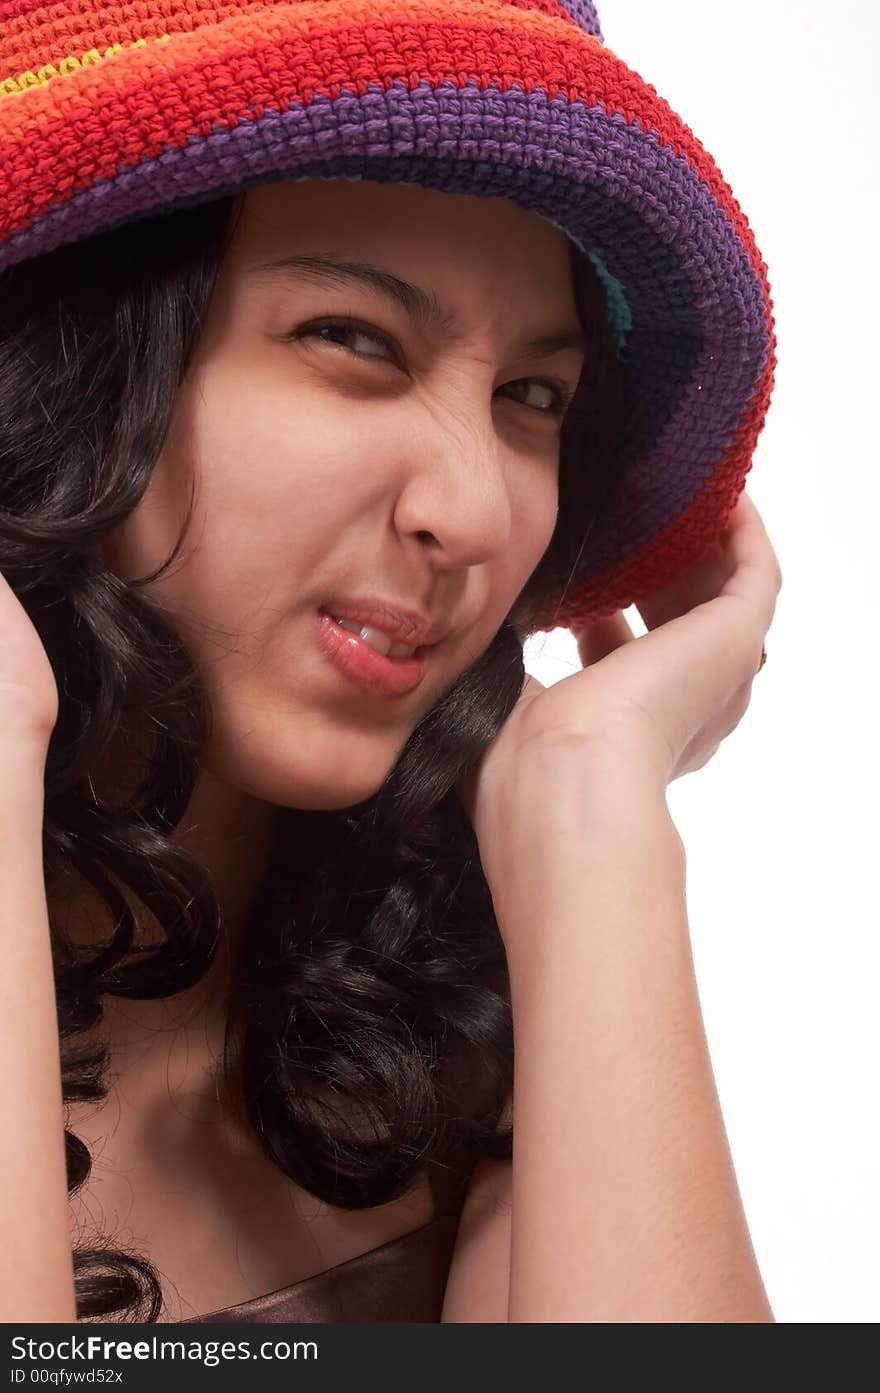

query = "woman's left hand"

[565,489,781,783]
[456,490,782,838]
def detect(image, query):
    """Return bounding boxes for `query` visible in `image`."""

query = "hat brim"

[0,0,775,627]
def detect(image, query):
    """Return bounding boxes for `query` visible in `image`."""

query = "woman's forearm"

[498,770,773,1323]
[0,760,77,1322]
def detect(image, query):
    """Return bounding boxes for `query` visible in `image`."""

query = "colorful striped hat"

[0,0,776,633]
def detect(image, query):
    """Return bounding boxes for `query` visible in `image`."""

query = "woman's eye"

[294,318,575,417]
[298,319,395,362]
[502,378,576,417]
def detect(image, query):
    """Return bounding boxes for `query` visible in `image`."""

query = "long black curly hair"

[0,187,625,1322]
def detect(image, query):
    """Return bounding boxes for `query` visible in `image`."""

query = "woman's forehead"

[233,176,572,266]
[224,177,582,326]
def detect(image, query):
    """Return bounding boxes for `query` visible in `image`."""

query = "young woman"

[0,1,781,1324]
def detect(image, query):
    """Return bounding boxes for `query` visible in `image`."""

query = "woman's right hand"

[0,567,59,762]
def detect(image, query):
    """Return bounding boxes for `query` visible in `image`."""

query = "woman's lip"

[315,612,430,699]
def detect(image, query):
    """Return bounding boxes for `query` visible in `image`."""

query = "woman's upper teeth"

[334,617,416,659]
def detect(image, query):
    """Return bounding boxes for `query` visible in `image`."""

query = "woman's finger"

[572,610,635,669]
[631,492,781,643]
[567,492,781,686]
[719,490,784,625]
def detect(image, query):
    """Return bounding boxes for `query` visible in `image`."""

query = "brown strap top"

[179,1141,477,1325]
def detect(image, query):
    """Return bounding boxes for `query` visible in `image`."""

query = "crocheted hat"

[0,0,776,634]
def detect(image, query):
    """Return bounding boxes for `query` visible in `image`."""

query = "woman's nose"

[392,421,514,570]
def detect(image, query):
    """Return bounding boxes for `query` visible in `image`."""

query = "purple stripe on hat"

[554,0,604,42]
[1,78,770,580]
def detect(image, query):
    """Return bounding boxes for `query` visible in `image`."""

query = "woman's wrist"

[481,759,684,955]
[0,745,47,815]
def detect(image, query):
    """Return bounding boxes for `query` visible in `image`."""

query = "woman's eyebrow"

[245,251,588,360]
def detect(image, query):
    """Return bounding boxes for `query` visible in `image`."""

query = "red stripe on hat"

[0,2,765,285]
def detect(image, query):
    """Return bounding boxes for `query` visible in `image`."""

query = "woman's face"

[99,177,586,810]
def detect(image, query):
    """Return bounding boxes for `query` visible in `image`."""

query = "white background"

[523,0,879,1323]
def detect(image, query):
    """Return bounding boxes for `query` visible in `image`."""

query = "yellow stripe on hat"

[0,33,172,102]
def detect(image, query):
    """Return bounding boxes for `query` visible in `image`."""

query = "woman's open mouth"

[315,611,431,699]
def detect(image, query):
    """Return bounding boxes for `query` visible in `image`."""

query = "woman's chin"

[298,791,382,812]
[203,739,399,813]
